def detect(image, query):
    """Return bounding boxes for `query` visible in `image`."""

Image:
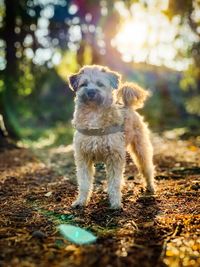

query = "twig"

[159,224,182,260]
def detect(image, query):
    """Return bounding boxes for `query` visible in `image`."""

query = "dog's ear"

[107,70,121,89]
[68,73,81,91]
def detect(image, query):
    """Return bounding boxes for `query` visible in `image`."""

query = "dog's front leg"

[72,159,94,208]
[106,158,125,209]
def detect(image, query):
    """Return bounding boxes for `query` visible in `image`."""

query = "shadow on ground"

[0,136,199,267]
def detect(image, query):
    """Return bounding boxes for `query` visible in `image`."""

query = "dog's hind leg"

[72,158,94,207]
[128,126,155,193]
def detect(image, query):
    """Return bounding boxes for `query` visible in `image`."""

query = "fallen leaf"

[58,224,97,245]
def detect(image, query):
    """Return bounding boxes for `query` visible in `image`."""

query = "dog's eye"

[96,81,104,87]
[80,82,88,87]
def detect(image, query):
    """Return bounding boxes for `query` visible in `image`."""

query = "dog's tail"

[116,82,150,109]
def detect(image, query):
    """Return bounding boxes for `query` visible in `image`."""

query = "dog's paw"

[109,202,123,210]
[110,206,123,212]
[143,186,156,197]
[71,200,86,209]
[145,183,155,194]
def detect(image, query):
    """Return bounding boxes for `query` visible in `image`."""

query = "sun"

[112,18,149,62]
[111,2,192,70]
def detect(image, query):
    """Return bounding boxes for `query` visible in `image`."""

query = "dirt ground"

[0,134,199,267]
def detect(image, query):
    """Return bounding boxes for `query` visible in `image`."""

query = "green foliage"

[0,0,199,143]
[18,61,35,96]
[185,96,200,116]
[180,65,200,91]
[0,80,4,93]
[19,123,74,148]
[164,0,200,99]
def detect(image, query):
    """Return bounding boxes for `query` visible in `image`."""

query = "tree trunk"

[4,0,17,76]
[0,0,18,138]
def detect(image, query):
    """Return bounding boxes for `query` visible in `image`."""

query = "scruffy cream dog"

[68,65,155,209]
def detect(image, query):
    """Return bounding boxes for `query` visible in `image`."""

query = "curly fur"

[116,82,150,109]
[69,65,155,209]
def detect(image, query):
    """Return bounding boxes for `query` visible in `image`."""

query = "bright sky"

[112,1,198,71]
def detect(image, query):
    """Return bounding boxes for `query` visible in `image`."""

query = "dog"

[68,65,155,209]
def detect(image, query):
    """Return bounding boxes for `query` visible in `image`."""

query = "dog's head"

[68,65,121,107]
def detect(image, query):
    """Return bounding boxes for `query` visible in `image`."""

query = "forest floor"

[0,133,199,267]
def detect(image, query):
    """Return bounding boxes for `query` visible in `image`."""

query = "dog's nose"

[87,89,96,99]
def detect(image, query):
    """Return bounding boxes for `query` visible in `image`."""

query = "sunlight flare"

[112,2,196,70]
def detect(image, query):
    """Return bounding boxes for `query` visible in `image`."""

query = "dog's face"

[68,65,121,107]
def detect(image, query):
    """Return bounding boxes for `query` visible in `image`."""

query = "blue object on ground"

[58,224,97,245]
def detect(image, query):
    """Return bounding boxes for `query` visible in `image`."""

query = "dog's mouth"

[80,89,104,105]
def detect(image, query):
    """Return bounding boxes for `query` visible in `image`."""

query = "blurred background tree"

[165,0,200,118]
[0,0,199,147]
